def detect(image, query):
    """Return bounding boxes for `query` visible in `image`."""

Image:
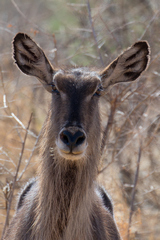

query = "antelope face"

[50,69,102,160]
[13,33,150,161]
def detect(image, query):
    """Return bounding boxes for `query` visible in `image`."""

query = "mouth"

[57,148,86,160]
[56,139,88,160]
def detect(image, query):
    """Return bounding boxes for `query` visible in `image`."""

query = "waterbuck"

[3,33,150,240]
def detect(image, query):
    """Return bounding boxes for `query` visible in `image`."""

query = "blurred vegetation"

[0,0,160,239]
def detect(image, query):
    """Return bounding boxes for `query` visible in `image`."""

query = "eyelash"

[51,84,60,94]
[93,86,104,97]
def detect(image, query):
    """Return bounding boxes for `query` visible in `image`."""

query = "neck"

[34,147,98,240]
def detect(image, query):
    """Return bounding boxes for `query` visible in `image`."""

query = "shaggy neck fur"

[33,115,100,240]
[34,154,98,240]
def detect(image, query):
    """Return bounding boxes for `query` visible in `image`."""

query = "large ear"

[100,41,150,88]
[13,33,55,92]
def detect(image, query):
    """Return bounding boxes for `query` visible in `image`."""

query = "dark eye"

[51,84,59,94]
[93,86,103,97]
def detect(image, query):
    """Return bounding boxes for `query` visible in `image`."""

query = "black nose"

[60,130,86,152]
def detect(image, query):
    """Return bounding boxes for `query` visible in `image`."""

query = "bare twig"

[17,128,42,182]
[127,142,142,239]
[0,68,12,116]
[98,13,120,48]
[0,147,16,168]
[112,87,157,161]
[98,160,113,175]
[11,0,52,38]
[86,0,104,66]
[1,114,33,239]
[0,68,37,141]
[52,34,58,66]
[101,97,117,155]
[98,97,117,174]
[0,163,14,176]
[11,0,39,29]
[11,113,37,138]
[139,10,160,40]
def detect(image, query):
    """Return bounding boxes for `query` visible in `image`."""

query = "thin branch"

[98,13,120,48]
[0,163,14,176]
[11,113,37,138]
[112,87,157,161]
[1,114,33,239]
[0,67,12,116]
[139,10,160,40]
[98,97,117,174]
[86,0,104,66]
[17,128,42,182]
[52,34,58,66]
[10,0,58,40]
[100,97,117,155]
[0,147,16,168]
[98,160,113,175]
[127,142,142,239]
[11,0,39,29]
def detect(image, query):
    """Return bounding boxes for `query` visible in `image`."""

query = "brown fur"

[3,33,150,240]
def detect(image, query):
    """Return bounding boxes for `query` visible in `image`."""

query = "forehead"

[53,68,101,89]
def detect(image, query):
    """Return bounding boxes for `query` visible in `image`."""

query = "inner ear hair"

[13,33,55,91]
[100,40,150,88]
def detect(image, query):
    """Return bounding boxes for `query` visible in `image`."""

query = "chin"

[57,149,86,161]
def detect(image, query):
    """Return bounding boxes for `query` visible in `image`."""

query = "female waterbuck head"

[3,33,150,240]
[13,33,150,163]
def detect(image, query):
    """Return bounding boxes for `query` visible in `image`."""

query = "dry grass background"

[0,0,160,239]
